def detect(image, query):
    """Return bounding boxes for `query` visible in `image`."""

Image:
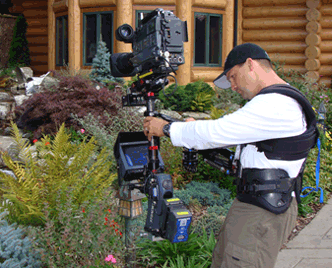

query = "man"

[143,43,317,267]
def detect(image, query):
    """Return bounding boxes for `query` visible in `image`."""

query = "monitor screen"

[123,144,148,167]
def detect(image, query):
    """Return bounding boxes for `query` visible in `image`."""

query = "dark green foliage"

[0,212,42,267]
[159,80,215,112]
[174,181,232,207]
[14,71,124,139]
[89,40,124,85]
[8,14,30,67]
[136,228,215,268]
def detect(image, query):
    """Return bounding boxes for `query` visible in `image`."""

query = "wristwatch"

[162,123,172,138]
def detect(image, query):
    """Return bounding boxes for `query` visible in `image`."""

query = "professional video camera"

[112,8,238,244]
[113,9,192,244]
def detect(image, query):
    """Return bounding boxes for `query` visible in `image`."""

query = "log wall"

[240,0,332,88]
[9,0,49,76]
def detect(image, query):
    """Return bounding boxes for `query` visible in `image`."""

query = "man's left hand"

[143,117,169,141]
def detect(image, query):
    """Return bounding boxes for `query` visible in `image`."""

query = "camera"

[113,9,192,244]
[110,8,188,78]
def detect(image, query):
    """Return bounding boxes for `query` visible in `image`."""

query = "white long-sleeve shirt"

[170,93,307,178]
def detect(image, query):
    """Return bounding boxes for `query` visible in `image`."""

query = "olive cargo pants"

[211,197,297,268]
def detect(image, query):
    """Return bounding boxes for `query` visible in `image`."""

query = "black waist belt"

[234,168,295,195]
[234,168,296,215]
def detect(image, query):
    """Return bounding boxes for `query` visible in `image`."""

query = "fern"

[0,122,115,226]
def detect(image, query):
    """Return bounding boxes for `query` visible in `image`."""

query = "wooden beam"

[68,0,81,71]
[48,0,55,72]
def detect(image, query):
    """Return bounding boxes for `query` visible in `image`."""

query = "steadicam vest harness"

[234,84,319,214]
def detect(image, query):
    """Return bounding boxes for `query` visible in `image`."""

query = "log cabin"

[4,0,332,87]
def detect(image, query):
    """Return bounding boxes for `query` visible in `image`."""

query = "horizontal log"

[243,6,307,18]
[133,0,175,4]
[30,55,48,64]
[193,0,227,9]
[305,59,321,71]
[320,41,332,52]
[253,41,307,53]
[318,77,331,88]
[192,69,223,82]
[80,0,116,8]
[27,18,48,27]
[305,46,321,59]
[243,30,306,41]
[26,36,48,45]
[27,27,48,36]
[243,18,307,30]
[318,65,332,76]
[30,65,49,76]
[24,9,48,19]
[306,21,321,34]
[320,17,332,28]
[22,2,48,9]
[305,33,321,46]
[243,0,306,7]
[321,5,332,16]
[320,53,332,65]
[269,53,307,65]
[276,65,307,74]
[29,45,48,55]
[53,1,67,12]
[321,29,332,40]
[306,8,321,22]
[306,0,321,9]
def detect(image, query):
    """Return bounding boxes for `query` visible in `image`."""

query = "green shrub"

[89,40,124,85]
[174,181,232,207]
[8,14,30,68]
[0,212,42,267]
[136,228,215,268]
[0,122,115,226]
[159,80,215,112]
[24,189,125,268]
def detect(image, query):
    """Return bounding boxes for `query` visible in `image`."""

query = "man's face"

[226,61,256,100]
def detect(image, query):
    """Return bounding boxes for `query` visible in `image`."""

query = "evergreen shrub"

[0,212,42,267]
[14,71,124,139]
[7,14,30,67]
[173,181,232,207]
[89,40,124,85]
[159,80,215,112]
[0,122,115,226]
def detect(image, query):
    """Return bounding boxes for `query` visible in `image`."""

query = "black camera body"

[113,9,192,244]
[110,8,188,77]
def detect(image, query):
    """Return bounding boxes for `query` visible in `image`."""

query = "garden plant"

[0,59,331,267]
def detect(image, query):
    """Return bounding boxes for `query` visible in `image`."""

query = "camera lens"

[116,24,135,43]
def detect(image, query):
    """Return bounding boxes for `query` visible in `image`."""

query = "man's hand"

[143,117,169,141]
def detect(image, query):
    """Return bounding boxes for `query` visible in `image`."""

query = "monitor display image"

[123,144,148,167]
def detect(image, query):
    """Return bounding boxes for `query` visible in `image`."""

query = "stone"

[0,136,17,167]
[159,109,183,121]
[0,103,12,120]
[15,66,33,84]
[181,112,211,120]
[39,76,59,91]
[0,92,14,102]
[14,95,29,107]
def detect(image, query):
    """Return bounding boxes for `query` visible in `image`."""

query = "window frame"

[193,12,223,67]
[55,15,68,67]
[82,11,114,66]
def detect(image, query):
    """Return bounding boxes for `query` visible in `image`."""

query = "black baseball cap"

[213,43,271,89]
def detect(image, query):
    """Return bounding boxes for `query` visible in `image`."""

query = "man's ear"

[246,58,254,71]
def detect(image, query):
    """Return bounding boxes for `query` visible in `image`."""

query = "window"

[194,13,222,66]
[83,11,113,66]
[56,16,68,66]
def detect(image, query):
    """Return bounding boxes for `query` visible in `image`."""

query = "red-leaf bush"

[14,71,124,139]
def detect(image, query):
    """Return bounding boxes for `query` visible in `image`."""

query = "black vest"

[236,84,319,214]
